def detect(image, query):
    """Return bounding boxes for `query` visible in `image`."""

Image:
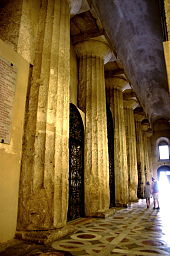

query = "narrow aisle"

[52,200,170,255]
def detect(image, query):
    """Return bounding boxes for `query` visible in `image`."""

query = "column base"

[15,224,75,245]
[129,198,139,203]
[115,203,128,208]
[87,207,123,218]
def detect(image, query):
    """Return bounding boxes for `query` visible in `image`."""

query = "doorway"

[106,105,115,207]
[68,103,84,221]
[157,165,170,209]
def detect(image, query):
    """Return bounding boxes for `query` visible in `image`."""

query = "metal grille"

[106,105,115,207]
[159,0,168,41]
[68,104,84,221]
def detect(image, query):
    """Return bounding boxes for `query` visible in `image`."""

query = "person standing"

[144,181,151,208]
[151,177,160,209]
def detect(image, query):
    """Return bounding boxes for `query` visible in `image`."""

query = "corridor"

[1,199,170,256]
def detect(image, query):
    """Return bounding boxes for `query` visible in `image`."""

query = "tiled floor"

[1,199,170,256]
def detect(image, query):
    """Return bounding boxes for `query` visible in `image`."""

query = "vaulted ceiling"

[70,0,170,124]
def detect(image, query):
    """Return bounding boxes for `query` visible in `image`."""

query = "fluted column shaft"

[143,133,150,181]
[135,120,145,198]
[75,39,111,216]
[106,79,128,206]
[147,136,153,180]
[124,103,138,201]
[143,131,153,182]
[18,0,70,229]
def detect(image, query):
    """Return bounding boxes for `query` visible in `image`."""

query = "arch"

[156,137,170,161]
[106,104,115,207]
[68,103,84,221]
[157,165,170,179]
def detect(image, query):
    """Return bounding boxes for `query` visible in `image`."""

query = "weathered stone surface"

[123,98,138,202]
[16,224,75,245]
[75,38,110,216]
[106,77,129,205]
[0,0,23,51]
[17,0,70,231]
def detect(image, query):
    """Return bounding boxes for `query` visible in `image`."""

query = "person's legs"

[146,198,150,208]
[153,193,160,209]
[156,195,160,209]
[148,198,150,207]
[153,194,156,209]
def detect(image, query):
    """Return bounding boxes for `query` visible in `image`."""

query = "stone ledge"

[90,207,123,218]
[15,224,76,245]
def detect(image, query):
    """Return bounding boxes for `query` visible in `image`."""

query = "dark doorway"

[68,103,84,221]
[106,105,115,207]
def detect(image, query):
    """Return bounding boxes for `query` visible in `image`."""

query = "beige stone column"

[105,77,128,206]
[141,121,150,182]
[18,0,70,230]
[75,38,111,216]
[123,99,138,202]
[163,0,170,92]
[141,122,153,183]
[134,114,145,198]
[146,131,153,181]
[164,0,170,39]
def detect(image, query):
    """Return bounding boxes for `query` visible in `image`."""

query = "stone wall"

[151,119,170,176]
[0,39,29,242]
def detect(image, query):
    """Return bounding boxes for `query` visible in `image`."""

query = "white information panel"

[0,56,17,144]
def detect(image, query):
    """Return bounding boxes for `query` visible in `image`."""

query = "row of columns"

[14,0,153,234]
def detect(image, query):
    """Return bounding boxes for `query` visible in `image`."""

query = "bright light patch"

[159,145,169,160]
[159,172,170,246]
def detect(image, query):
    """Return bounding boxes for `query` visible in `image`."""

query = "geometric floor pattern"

[51,200,170,256]
[1,199,170,255]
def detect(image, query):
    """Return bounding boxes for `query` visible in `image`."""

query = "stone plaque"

[0,56,17,144]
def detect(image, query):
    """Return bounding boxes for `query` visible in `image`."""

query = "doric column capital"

[141,123,150,132]
[145,129,153,137]
[123,89,138,109]
[105,76,130,91]
[134,114,146,122]
[141,120,150,131]
[74,36,112,63]
[124,99,138,110]
[134,107,146,122]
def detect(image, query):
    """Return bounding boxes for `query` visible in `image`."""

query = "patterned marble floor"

[1,199,170,256]
[51,199,170,256]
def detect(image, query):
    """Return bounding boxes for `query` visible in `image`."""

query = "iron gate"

[68,103,84,221]
[106,105,115,207]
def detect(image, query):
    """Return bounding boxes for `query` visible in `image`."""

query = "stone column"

[134,113,146,198]
[18,0,70,231]
[163,0,170,93]
[123,99,138,202]
[75,38,111,216]
[141,121,153,183]
[105,77,128,206]
[146,131,153,181]
[141,121,150,182]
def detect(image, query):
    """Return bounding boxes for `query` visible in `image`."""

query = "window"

[158,141,169,160]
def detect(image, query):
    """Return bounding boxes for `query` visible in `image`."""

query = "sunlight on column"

[159,171,170,246]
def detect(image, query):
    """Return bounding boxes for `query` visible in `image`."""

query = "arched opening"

[106,105,115,207]
[157,165,170,208]
[156,137,170,161]
[158,141,169,160]
[68,103,84,221]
